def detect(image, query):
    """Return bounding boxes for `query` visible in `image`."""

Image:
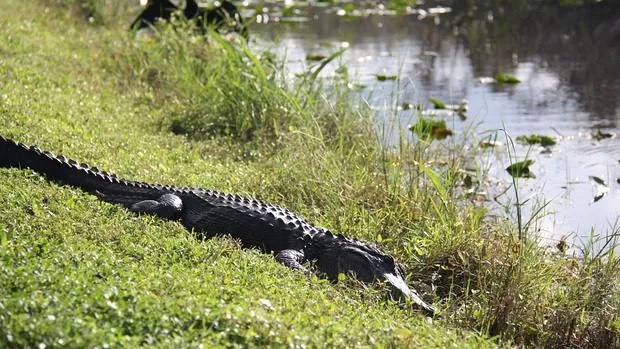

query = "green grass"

[0,1,619,348]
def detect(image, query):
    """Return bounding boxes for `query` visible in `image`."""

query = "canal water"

[246,1,620,250]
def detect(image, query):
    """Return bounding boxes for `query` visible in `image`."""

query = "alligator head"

[315,241,436,316]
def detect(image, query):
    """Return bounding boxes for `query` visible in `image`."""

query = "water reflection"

[445,0,620,122]
[248,1,620,248]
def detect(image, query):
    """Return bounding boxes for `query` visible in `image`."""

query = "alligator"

[0,136,436,316]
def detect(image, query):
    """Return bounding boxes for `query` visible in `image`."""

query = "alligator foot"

[130,193,183,219]
[275,249,307,271]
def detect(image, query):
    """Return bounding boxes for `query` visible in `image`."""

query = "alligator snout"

[383,273,437,317]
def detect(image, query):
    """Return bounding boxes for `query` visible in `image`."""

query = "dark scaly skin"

[0,136,436,316]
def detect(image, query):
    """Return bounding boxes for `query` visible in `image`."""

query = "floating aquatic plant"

[376,74,398,81]
[591,129,615,140]
[589,176,609,203]
[429,97,446,109]
[494,72,520,84]
[409,117,453,140]
[506,160,535,178]
[516,134,557,147]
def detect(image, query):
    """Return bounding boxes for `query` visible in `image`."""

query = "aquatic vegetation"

[409,117,454,140]
[386,0,417,14]
[494,73,521,85]
[589,176,610,203]
[591,129,615,140]
[515,134,557,147]
[429,97,446,109]
[401,102,416,110]
[428,98,468,112]
[376,74,398,81]
[421,99,468,120]
[506,159,535,178]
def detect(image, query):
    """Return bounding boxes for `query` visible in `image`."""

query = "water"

[246,1,620,249]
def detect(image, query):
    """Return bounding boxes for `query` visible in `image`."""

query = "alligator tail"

[0,136,167,206]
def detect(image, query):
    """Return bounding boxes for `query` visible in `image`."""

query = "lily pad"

[589,176,609,203]
[506,160,535,178]
[409,117,453,140]
[495,73,520,85]
[516,134,557,147]
[400,103,422,111]
[591,129,615,140]
[428,98,468,111]
[590,176,606,186]
[376,74,398,81]
[429,97,446,109]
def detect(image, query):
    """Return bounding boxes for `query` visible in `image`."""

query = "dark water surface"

[247,1,620,249]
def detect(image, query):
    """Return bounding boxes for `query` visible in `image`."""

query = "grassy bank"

[0,1,618,347]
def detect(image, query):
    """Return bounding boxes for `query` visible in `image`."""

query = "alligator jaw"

[383,273,437,317]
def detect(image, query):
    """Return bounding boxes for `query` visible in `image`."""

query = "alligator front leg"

[129,193,183,219]
[275,249,306,271]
